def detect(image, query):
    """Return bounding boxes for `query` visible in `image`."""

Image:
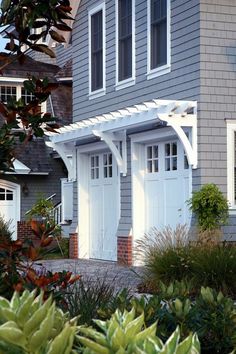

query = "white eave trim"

[46,99,198,168]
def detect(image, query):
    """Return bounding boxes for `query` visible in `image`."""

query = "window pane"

[104,167,107,178]
[6,193,13,201]
[108,153,112,165]
[165,143,170,156]
[165,158,170,171]
[150,0,167,70]
[118,0,132,81]
[147,160,152,173]
[96,168,99,179]
[172,157,177,170]
[154,145,158,158]
[172,142,177,156]
[0,194,5,200]
[154,159,159,172]
[103,154,107,166]
[109,166,112,177]
[0,188,4,193]
[147,146,152,159]
[91,10,103,91]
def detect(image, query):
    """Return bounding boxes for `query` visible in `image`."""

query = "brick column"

[117,236,132,266]
[69,233,78,259]
[17,221,34,240]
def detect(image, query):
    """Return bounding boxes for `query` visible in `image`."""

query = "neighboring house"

[46,0,236,265]
[0,54,72,239]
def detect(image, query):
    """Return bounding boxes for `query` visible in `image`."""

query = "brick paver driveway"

[39,259,144,293]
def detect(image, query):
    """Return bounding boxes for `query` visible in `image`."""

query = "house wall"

[72,0,201,241]
[73,0,200,118]
[55,44,73,68]
[198,0,236,236]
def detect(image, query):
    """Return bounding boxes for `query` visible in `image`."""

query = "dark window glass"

[91,10,103,91]
[150,0,167,69]
[21,88,34,104]
[0,86,17,104]
[118,0,132,81]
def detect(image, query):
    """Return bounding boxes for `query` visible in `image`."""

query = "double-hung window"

[116,0,135,89]
[89,3,106,98]
[147,0,170,79]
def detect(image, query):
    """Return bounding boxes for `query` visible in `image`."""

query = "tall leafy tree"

[0,0,72,172]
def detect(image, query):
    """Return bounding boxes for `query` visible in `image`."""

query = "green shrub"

[0,290,77,354]
[77,308,200,354]
[0,215,13,242]
[188,183,229,231]
[190,244,236,295]
[136,225,192,288]
[64,277,117,325]
[189,287,236,353]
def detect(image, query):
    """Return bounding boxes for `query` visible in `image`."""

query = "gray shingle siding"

[198,0,236,196]
[73,0,200,120]
[71,0,236,238]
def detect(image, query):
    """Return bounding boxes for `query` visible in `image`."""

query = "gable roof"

[0,53,59,79]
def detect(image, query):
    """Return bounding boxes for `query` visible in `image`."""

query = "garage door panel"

[0,183,19,240]
[144,180,164,232]
[144,141,190,233]
[89,153,119,261]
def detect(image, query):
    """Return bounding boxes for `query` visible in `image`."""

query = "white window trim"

[146,0,171,80]
[88,2,106,99]
[227,121,236,213]
[115,0,135,90]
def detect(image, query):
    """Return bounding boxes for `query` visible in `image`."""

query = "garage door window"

[165,142,177,171]
[147,145,159,173]
[91,155,99,179]
[103,153,113,178]
[0,188,13,201]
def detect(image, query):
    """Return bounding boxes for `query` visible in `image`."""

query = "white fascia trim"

[115,0,135,89]
[13,159,31,174]
[147,0,171,80]
[58,77,73,82]
[226,120,236,209]
[0,77,27,83]
[88,2,106,98]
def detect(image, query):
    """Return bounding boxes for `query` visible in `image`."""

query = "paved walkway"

[40,259,144,293]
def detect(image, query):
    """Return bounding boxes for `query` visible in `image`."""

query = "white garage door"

[144,140,190,232]
[0,184,18,240]
[89,152,119,260]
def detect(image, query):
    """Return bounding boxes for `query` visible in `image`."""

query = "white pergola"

[46,99,197,179]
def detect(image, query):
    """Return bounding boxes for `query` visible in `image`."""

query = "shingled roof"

[14,138,53,174]
[0,53,59,78]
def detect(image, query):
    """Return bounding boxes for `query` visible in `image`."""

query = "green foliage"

[190,244,236,295]
[65,278,117,325]
[188,183,229,231]
[0,290,77,354]
[0,215,13,242]
[26,196,54,221]
[77,308,200,354]
[0,0,72,56]
[189,287,236,353]
[138,224,236,295]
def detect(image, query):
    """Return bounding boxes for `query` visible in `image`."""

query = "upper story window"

[88,3,106,99]
[116,0,135,90]
[147,0,171,80]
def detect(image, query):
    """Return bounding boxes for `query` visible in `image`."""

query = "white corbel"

[92,130,127,176]
[46,141,76,180]
[158,113,198,169]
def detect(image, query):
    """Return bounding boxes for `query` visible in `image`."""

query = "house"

[46,0,236,265]
[0,54,72,239]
